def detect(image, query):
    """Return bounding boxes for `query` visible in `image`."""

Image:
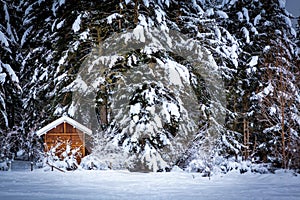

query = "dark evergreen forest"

[0,0,299,172]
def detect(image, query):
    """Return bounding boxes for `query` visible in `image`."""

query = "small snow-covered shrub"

[80,155,110,170]
[171,165,184,172]
[0,159,8,171]
[185,159,212,177]
[250,163,271,174]
[186,155,274,176]
[44,142,80,171]
[91,138,130,170]
[220,156,273,174]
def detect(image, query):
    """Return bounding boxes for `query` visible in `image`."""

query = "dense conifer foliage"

[0,0,299,172]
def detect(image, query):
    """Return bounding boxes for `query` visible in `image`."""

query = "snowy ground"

[0,162,299,200]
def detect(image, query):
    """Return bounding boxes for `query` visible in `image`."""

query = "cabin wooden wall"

[44,122,86,163]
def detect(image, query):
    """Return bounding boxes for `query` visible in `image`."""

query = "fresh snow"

[163,0,170,7]
[215,10,229,19]
[155,8,165,24]
[246,63,257,74]
[24,4,33,16]
[133,25,146,42]
[143,0,149,7]
[241,27,250,44]
[58,53,68,66]
[106,13,122,24]
[0,31,9,47]
[248,56,258,67]
[21,26,33,46]
[0,169,299,200]
[167,60,190,87]
[282,15,296,37]
[237,11,243,22]
[206,8,214,17]
[254,14,261,26]
[130,103,141,123]
[59,0,65,6]
[1,61,19,83]
[278,0,286,8]
[264,83,274,96]
[270,106,276,115]
[0,73,6,84]
[72,14,82,33]
[228,0,238,6]
[242,8,249,22]
[79,30,89,40]
[52,0,66,16]
[56,20,65,29]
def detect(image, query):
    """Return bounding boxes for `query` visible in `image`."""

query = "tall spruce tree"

[222,0,300,168]
[0,0,23,159]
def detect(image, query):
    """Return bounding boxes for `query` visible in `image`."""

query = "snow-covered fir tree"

[0,0,24,159]
[221,0,300,169]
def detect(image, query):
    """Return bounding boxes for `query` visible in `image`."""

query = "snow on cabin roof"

[36,116,92,137]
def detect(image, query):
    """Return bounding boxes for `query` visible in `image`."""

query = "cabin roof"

[36,116,92,137]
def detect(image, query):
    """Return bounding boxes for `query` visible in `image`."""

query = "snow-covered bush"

[0,159,8,171]
[80,155,111,170]
[44,142,81,171]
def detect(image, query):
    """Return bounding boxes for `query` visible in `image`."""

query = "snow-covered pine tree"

[59,1,237,170]
[68,0,209,172]
[219,0,287,163]
[20,0,77,129]
[248,0,299,169]
[16,0,141,163]
[0,0,23,159]
[170,0,243,173]
[16,0,240,172]
[222,0,300,169]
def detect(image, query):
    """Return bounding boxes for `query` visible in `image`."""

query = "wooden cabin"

[36,116,92,164]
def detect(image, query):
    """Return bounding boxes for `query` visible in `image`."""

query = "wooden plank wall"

[44,122,86,163]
